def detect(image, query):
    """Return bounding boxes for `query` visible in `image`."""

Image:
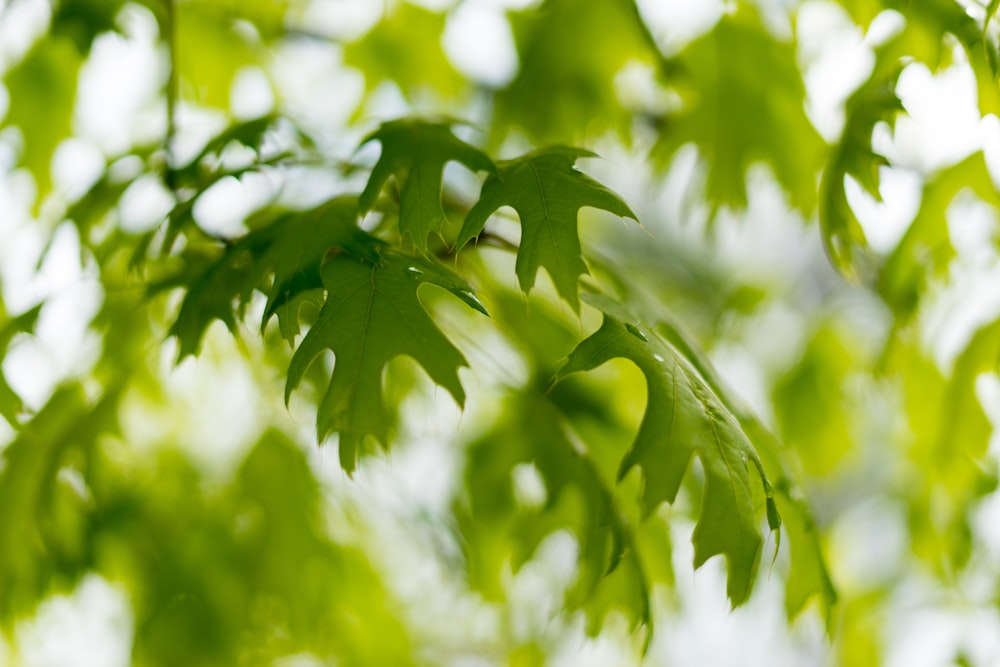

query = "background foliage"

[3,0,1000,664]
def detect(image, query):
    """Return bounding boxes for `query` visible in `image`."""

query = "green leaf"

[0,385,118,622]
[155,244,259,359]
[554,294,775,605]
[51,0,130,54]
[819,38,904,277]
[285,250,486,471]
[458,388,656,641]
[251,197,384,330]
[343,2,464,100]
[773,324,862,476]
[0,304,42,427]
[457,146,636,311]
[886,323,1000,573]
[158,196,383,356]
[174,0,286,108]
[358,119,495,252]
[879,152,1000,320]
[654,9,825,213]
[169,113,303,188]
[496,0,654,143]
[652,310,835,620]
[100,431,414,665]
[1,35,82,207]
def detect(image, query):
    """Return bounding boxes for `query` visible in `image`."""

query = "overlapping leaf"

[554,295,777,604]
[157,196,381,357]
[285,250,487,471]
[358,119,495,252]
[654,9,825,214]
[457,146,636,310]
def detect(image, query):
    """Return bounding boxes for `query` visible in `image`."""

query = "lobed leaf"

[554,294,776,605]
[358,118,495,252]
[819,38,904,277]
[457,146,636,311]
[285,250,487,471]
[654,9,825,214]
[654,310,835,620]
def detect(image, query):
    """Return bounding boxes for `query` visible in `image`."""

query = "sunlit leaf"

[174,0,286,108]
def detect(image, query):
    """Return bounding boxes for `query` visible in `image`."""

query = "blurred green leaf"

[0,385,117,621]
[458,387,657,641]
[51,0,130,53]
[655,9,825,213]
[97,431,413,665]
[174,0,286,108]
[343,2,464,100]
[1,35,82,207]
[879,152,1000,320]
[495,0,653,143]
[819,37,903,277]
[773,324,862,476]
[886,321,1000,573]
